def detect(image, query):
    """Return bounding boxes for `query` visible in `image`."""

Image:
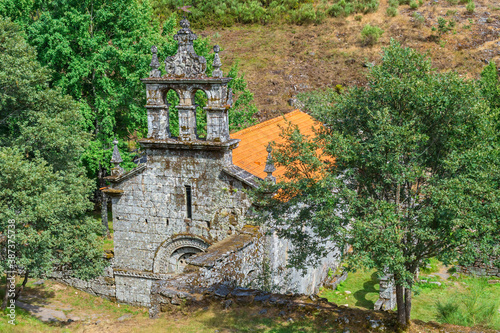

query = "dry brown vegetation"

[200,0,500,122]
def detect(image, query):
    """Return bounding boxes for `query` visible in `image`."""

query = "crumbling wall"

[457,257,500,277]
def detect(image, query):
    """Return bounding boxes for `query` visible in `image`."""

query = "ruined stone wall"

[457,257,500,277]
[184,229,341,296]
[110,148,252,274]
[51,257,116,301]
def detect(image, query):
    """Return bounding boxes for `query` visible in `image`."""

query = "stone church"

[99,18,341,307]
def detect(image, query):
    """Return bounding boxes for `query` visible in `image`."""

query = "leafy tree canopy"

[3,1,257,182]
[0,17,105,306]
[251,40,500,326]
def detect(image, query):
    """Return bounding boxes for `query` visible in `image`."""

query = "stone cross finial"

[264,143,276,183]
[149,45,161,78]
[212,45,223,78]
[110,139,124,177]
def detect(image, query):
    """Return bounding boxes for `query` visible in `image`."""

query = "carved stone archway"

[153,235,209,274]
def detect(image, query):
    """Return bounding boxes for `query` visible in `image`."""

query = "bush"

[327,0,379,17]
[355,14,363,21]
[360,24,384,45]
[289,4,321,24]
[409,0,419,9]
[466,1,475,13]
[386,6,398,16]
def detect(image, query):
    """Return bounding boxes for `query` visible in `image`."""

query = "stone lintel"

[101,188,124,196]
[141,77,232,85]
[139,138,240,151]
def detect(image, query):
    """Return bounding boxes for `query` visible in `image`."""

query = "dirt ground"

[199,0,500,122]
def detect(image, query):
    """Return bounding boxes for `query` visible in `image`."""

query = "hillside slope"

[200,0,500,122]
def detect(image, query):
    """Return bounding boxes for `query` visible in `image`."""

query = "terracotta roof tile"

[231,110,320,181]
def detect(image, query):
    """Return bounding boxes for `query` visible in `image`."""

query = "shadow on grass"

[353,271,378,309]
[200,306,343,333]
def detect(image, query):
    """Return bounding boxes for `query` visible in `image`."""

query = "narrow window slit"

[185,185,192,219]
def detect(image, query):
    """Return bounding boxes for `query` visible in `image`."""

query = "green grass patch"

[320,268,380,308]
[320,262,500,329]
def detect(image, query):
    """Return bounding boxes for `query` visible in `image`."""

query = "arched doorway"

[153,235,210,274]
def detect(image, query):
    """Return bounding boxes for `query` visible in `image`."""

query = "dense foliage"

[1,1,258,188]
[0,18,105,307]
[251,40,500,326]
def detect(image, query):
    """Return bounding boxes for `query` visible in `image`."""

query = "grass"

[319,262,500,330]
[320,268,380,308]
[90,210,114,252]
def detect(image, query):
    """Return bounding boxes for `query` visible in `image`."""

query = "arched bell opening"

[192,89,208,139]
[165,88,180,138]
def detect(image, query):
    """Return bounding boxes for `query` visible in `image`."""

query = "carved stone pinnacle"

[149,45,161,78]
[212,45,223,78]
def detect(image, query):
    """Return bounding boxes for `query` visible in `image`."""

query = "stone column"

[178,105,197,141]
[146,84,169,139]
[147,105,169,139]
[206,107,229,142]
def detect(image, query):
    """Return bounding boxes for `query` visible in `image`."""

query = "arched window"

[193,89,208,139]
[165,89,180,137]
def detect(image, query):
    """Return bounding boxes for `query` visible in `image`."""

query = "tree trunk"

[13,271,29,301]
[404,285,412,325]
[2,272,9,310]
[101,192,110,238]
[395,282,407,327]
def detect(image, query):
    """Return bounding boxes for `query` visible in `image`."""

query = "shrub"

[289,4,318,24]
[327,0,379,17]
[399,0,411,5]
[437,16,451,33]
[410,0,419,9]
[355,14,363,21]
[387,6,398,16]
[360,24,384,45]
[466,1,475,13]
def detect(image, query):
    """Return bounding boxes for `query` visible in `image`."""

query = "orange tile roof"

[231,110,320,181]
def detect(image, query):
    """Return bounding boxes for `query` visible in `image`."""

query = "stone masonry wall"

[111,148,252,274]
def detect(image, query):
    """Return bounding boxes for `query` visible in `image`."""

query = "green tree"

[0,18,105,309]
[251,40,500,327]
[4,4,257,192]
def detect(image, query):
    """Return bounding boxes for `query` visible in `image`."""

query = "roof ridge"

[231,110,302,137]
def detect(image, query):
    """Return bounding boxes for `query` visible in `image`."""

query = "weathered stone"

[215,285,231,298]
[254,294,271,302]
